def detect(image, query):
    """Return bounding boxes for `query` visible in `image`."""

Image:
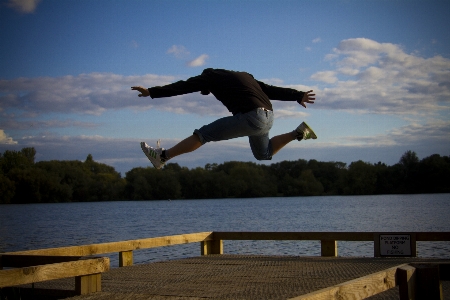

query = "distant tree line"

[0,148,449,204]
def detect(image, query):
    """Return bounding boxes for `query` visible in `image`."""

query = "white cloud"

[310,71,338,84]
[0,72,311,119]
[259,78,284,85]
[3,37,449,126]
[0,118,99,130]
[0,130,17,144]
[167,45,190,59]
[0,73,178,116]
[167,46,210,67]
[0,72,234,118]
[274,109,309,119]
[337,121,450,148]
[7,0,40,13]
[310,38,450,117]
[312,38,322,43]
[187,54,209,67]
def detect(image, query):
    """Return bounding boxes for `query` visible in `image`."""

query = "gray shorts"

[194,108,274,160]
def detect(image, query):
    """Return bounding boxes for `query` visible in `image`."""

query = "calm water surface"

[1,194,449,267]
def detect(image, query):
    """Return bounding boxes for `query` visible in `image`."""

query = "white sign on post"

[379,234,412,256]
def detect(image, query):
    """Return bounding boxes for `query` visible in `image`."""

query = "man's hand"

[298,90,315,108]
[131,86,150,97]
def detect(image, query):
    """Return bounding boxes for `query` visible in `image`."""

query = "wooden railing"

[0,232,212,296]
[0,256,109,295]
[1,231,449,298]
[209,231,450,257]
[4,232,213,267]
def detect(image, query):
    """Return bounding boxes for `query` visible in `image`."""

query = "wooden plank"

[1,255,83,268]
[416,232,450,241]
[6,232,213,257]
[213,232,375,241]
[288,263,408,300]
[0,257,109,288]
[398,265,416,300]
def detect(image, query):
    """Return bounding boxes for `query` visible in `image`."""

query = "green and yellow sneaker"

[295,122,317,141]
[140,141,165,169]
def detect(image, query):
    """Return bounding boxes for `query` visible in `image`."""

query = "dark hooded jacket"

[148,68,304,115]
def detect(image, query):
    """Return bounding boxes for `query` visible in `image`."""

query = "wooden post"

[201,239,223,255]
[411,233,417,257]
[119,251,133,267]
[397,265,416,300]
[75,273,101,295]
[414,264,443,300]
[374,233,381,257]
[321,240,337,257]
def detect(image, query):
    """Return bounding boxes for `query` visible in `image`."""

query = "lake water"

[1,194,449,267]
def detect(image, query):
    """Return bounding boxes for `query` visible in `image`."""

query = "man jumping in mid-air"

[132,68,317,169]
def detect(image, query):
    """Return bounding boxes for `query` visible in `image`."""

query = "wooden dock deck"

[11,255,450,300]
[2,231,450,299]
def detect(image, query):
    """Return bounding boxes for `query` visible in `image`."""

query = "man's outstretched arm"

[132,74,209,99]
[256,81,316,108]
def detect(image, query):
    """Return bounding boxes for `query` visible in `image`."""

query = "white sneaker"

[295,122,317,141]
[140,141,165,169]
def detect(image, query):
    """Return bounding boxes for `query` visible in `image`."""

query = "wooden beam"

[213,232,375,241]
[0,257,109,288]
[6,232,213,257]
[415,232,450,241]
[288,264,408,300]
[1,255,83,268]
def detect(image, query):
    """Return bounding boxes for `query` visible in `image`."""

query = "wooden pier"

[1,232,450,299]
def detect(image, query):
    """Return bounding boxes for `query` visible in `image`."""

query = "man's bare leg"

[270,122,317,156]
[165,134,202,160]
[270,132,296,155]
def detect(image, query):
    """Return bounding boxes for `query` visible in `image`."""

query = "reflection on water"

[0,194,449,267]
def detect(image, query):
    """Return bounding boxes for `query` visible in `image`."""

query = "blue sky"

[1,0,449,175]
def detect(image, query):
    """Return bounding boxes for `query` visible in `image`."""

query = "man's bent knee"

[252,151,273,161]
[193,130,207,145]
